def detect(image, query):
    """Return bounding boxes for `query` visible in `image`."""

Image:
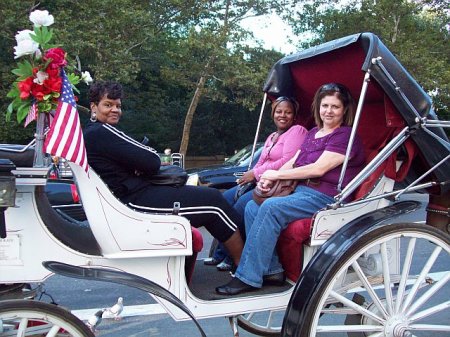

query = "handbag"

[234,181,257,202]
[252,179,298,205]
[148,165,188,187]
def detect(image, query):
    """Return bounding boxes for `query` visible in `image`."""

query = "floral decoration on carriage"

[6,9,92,127]
[5,9,91,171]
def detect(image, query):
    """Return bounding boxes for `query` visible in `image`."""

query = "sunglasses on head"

[319,83,346,93]
[274,96,296,104]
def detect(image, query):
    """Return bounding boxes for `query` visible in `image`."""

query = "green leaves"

[31,25,54,50]
[11,60,33,80]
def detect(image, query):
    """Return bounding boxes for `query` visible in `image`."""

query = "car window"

[225,143,263,167]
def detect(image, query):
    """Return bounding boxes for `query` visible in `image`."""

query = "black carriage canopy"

[263,32,449,195]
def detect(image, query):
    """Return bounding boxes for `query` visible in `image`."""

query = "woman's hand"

[257,177,275,193]
[261,169,279,181]
[237,170,255,185]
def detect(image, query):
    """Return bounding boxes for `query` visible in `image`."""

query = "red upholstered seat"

[277,218,312,281]
[185,227,204,284]
[191,227,204,253]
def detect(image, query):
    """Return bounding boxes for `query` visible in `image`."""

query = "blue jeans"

[235,185,335,288]
[223,185,254,226]
[213,186,254,261]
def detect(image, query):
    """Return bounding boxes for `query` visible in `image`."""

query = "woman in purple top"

[206,97,307,270]
[216,83,365,295]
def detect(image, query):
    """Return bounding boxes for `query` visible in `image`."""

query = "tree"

[285,0,449,119]
[0,1,289,154]
[158,0,295,155]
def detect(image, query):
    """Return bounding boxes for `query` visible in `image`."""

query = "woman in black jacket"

[83,81,244,265]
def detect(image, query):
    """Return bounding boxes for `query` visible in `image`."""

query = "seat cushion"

[277,218,312,281]
[191,227,203,252]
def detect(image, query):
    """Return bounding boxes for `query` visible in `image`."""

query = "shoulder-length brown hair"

[311,83,355,128]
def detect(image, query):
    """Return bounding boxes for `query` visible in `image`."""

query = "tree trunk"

[179,72,207,155]
[178,0,230,156]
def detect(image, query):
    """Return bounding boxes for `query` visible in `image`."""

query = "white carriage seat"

[68,163,193,259]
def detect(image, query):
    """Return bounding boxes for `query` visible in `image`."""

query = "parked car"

[186,143,264,190]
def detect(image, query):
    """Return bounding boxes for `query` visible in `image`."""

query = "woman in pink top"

[205,96,307,270]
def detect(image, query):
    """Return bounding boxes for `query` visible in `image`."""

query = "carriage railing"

[333,126,411,206]
[334,55,450,208]
[247,93,269,171]
[337,71,371,192]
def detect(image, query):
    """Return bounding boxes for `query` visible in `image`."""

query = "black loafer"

[216,278,257,295]
[203,257,222,266]
[262,272,286,286]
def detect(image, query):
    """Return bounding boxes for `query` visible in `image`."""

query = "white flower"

[33,71,49,84]
[14,39,40,59]
[81,71,93,85]
[29,10,54,27]
[15,29,35,43]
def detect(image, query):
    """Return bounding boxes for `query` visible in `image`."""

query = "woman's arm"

[101,124,161,175]
[261,150,345,181]
[252,126,307,180]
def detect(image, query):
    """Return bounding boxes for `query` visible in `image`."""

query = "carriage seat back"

[69,163,198,259]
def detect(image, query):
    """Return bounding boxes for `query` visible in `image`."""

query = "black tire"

[282,223,450,337]
[0,299,95,336]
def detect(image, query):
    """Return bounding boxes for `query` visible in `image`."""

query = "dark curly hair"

[88,81,123,104]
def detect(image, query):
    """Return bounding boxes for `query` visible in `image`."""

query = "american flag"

[24,102,38,128]
[44,69,88,172]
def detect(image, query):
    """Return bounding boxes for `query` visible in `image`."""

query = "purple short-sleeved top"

[294,126,365,197]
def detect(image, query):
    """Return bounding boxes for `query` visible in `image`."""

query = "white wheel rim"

[0,309,85,336]
[309,229,450,337]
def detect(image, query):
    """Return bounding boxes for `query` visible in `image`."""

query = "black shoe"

[262,272,286,286]
[216,278,257,295]
[203,257,222,266]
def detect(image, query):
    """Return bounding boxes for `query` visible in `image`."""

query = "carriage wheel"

[237,309,284,336]
[282,223,450,337]
[0,299,94,337]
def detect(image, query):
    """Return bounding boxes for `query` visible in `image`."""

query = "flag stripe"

[24,103,38,128]
[44,69,88,172]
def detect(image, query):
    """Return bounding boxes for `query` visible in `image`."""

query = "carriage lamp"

[0,159,16,239]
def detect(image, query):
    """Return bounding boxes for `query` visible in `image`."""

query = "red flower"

[43,75,62,93]
[18,77,34,99]
[44,48,67,69]
[31,83,45,101]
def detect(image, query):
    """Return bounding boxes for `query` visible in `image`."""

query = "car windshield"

[225,144,262,167]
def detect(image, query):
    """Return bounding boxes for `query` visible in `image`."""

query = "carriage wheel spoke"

[409,300,450,322]
[410,323,450,332]
[395,237,416,314]
[47,325,61,337]
[330,290,384,324]
[18,317,29,335]
[352,260,388,319]
[316,324,383,333]
[265,310,275,328]
[380,242,394,315]
[406,272,450,317]
[401,245,442,312]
